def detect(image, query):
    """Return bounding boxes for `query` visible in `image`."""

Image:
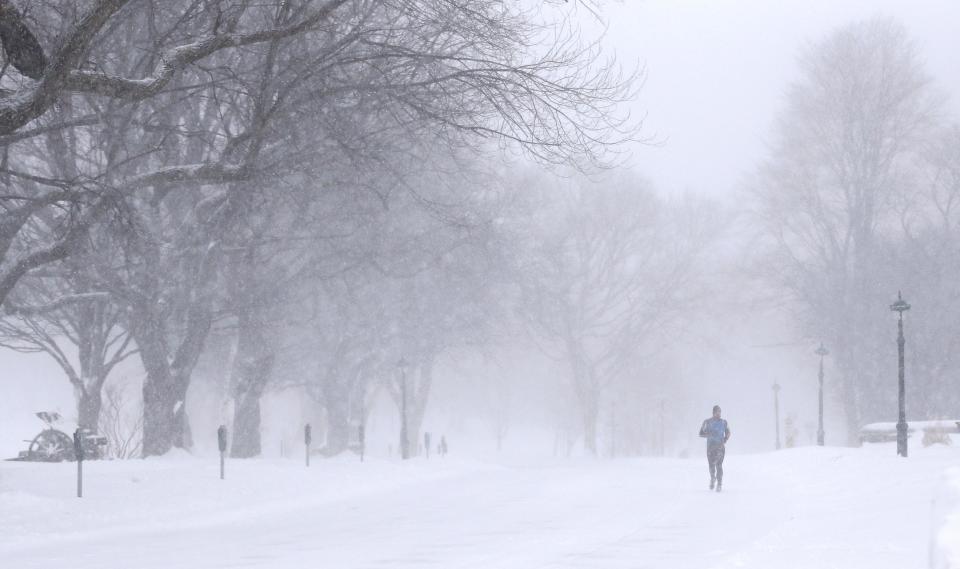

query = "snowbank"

[932,467,960,569]
[860,420,960,444]
[862,420,960,433]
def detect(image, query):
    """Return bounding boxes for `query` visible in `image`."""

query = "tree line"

[2,5,953,458]
[0,0,701,458]
[749,18,960,441]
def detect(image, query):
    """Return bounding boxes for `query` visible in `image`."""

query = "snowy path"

[1,444,956,568]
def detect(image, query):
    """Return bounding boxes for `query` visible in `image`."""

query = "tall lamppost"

[772,382,781,450]
[815,343,829,446]
[398,357,410,460]
[890,291,911,458]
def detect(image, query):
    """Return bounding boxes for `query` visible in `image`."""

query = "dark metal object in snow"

[6,412,106,462]
[890,291,911,458]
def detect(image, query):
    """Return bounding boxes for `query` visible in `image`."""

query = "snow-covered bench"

[859,420,960,445]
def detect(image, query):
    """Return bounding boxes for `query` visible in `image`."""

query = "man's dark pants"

[707,442,725,484]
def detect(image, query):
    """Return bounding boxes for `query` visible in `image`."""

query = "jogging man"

[699,405,731,492]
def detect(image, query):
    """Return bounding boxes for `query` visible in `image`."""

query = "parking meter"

[217,425,228,453]
[73,429,84,461]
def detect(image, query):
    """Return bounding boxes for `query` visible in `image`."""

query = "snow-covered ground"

[1,443,958,569]
[934,466,960,569]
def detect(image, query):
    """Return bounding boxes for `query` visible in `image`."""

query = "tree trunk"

[77,388,103,432]
[321,383,350,456]
[142,365,192,456]
[230,311,276,458]
[231,390,264,458]
[137,305,209,456]
[582,398,599,456]
[402,358,435,458]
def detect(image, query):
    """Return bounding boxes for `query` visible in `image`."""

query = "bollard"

[73,429,84,498]
[217,425,227,480]
[304,424,312,468]
[424,432,431,460]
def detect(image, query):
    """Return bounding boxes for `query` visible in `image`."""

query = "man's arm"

[724,420,731,443]
[699,420,708,437]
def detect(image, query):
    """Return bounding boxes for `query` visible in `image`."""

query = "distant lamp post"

[815,343,829,446]
[398,357,410,460]
[773,382,782,450]
[890,291,911,458]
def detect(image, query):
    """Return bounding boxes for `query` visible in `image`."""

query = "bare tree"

[880,124,960,418]
[0,0,637,315]
[0,253,136,430]
[0,0,636,457]
[747,18,942,440]
[518,176,720,455]
[98,381,144,459]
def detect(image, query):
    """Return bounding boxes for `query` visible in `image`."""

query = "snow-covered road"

[1,444,956,568]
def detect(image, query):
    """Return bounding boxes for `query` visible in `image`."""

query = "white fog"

[0,1,958,568]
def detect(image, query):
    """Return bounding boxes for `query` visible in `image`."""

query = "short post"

[217,425,227,480]
[73,429,84,498]
[424,432,431,459]
[359,424,366,462]
[304,424,312,467]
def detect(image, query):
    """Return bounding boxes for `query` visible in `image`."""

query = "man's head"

[712,405,721,418]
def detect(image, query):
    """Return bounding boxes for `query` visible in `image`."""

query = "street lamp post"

[398,357,410,460]
[815,343,829,446]
[773,382,781,450]
[890,291,911,458]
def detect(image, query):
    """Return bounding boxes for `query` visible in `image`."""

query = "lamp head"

[890,290,911,314]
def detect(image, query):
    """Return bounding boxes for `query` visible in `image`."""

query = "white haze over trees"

[1,2,960,567]
[0,0,955,460]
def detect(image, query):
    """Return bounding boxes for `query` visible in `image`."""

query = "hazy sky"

[600,0,960,198]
